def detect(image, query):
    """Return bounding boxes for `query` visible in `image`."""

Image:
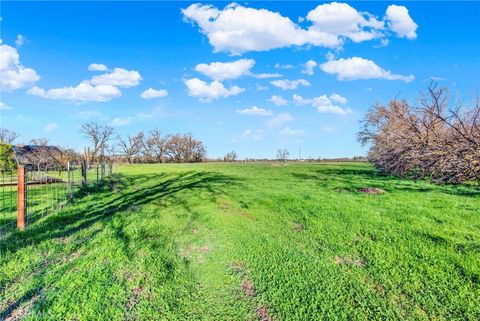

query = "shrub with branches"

[358,84,479,184]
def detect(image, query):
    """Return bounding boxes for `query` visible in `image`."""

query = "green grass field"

[1,162,479,320]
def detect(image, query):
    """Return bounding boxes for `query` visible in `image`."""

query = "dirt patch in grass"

[241,278,256,297]
[256,305,273,321]
[292,222,305,232]
[229,261,247,274]
[334,255,366,267]
[3,292,40,321]
[126,286,145,310]
[357,187,385,194]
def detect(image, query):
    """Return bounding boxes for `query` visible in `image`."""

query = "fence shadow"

[0,170,241,257]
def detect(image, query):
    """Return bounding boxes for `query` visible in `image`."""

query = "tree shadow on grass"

[0,170,242,258]
[291,165,480,197]
[0,170,242,319]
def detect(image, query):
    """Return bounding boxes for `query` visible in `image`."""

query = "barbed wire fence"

[0,160,115,256]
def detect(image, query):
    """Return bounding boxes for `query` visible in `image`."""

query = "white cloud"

[27,65,141,102]
[0,102,13,110]
[279,126,305,137]
[329,93,347,105]
[270,79,310,90]
[28,83,122,102]
[236,106,272,116]
[302,60,318,75]
[252,73,282,79]
[89,67,142,88]
[293,93,350,115]
[15,34,26,47]
[306,2,384,43]
[88,63,108,71]
[181,2,412,55]
[184,78,244,102]
[267,95,288,106]
[274,63,294,69]
[242,129,264,140]
[385,5,418,39]
[195,59,255,80]
[44,123,58,132]
[320,57,414,82]
[266,113,294,128]
[140,88,168,99]
[109,117,133,127]
[0,43,40,91]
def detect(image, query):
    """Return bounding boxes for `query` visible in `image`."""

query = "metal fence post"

[17,165,27,231]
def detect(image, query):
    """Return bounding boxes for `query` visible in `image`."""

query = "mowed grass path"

[0,162,479,320]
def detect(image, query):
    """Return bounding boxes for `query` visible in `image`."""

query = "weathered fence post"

[17,165,27,231]
[101,161,105,180]
[81,159,87,187]
[108,162,113,176]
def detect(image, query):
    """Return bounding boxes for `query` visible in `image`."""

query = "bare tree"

[80,122,114,161]
[117,132,143,163]
[145,128,168,163]
[224,150,238,162]
[0,128,19,144]
[358,83,479,184]
[276,149,289,161]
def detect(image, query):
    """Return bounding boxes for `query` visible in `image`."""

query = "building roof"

[13,145,63,166]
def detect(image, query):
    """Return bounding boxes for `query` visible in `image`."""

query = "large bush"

[358,84,479,184]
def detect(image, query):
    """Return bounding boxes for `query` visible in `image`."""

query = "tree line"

[358,83,479,184]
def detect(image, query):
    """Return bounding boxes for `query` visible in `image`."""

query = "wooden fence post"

[17,165,27,231]
[81,159,87,187]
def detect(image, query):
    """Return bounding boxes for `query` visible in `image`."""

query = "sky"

[1,1,479,159]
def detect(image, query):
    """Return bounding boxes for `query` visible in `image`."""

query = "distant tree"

[80,122,114,161]
[276,149,289,161]
[0,128,19,144]
[224,150,238,162]
[117,132,143,163]
[145,128,168,163]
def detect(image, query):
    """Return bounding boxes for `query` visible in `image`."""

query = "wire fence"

[0,161,114,254]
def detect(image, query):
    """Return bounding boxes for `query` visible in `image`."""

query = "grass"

[0,162,479,320]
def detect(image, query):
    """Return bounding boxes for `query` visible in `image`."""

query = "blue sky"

[1,1,479,159]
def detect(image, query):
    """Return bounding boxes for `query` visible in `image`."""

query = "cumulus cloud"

[236,106,272,116]
[28,83,122,102]
[184,78,244,102]
[0,42,40,91]
[265,113,294,128]
[279,126,305,137]
[267,95,288,106]
[27,65,141,102]
[89,67,142,88]
[242,129,264,140]
[182,2,420,55]
[293,93,350,115]
[385,5,418,39]
[320,57,414,82]
[88,63,108,71]
[270,79,310,90]
[302,60,318,75]
[140,88,168,99]
[44,123,58,132]
[15,34,26,47]
[195,59,255,80]
[329,93,347,105]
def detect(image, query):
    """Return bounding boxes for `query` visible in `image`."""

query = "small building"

[12,145,64,170]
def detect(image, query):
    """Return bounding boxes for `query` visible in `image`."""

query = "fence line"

[0,161,115,254]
